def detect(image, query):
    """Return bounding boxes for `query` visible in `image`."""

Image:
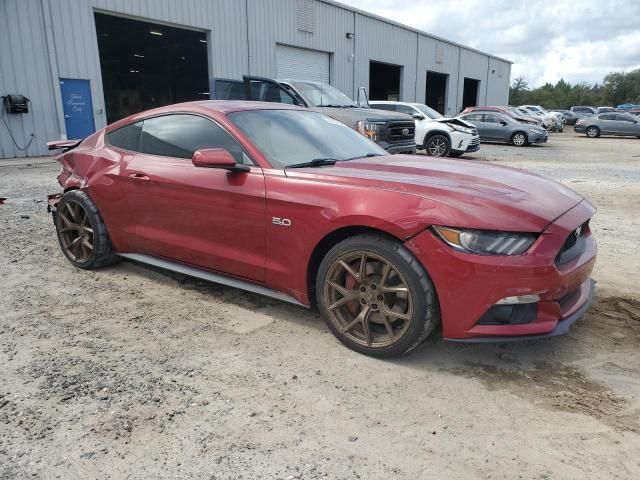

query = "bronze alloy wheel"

[323,250,414,348]
[57,200,95,263]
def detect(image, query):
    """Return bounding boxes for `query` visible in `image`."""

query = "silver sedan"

[574,112,640,138]
[457,112,548,146]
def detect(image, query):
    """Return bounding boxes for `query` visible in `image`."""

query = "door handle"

[128,173,150,182]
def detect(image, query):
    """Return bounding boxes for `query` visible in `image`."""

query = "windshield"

[508,107,525,117]
[288,81,356,108]
[414,104,443,119]
[229,110,387,168]
[528,106,544,113]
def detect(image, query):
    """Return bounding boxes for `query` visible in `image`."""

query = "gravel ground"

[1,132,639,479]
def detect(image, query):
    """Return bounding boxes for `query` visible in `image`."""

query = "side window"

[106,122,143,151]
[249,80,298,105]
[464,114,482,123]
[371,103,396,111]
[396,104,417,116]
[140,114,248,163]
[617,114,634,123]
[600,114,616,121]
[483,114,499,124]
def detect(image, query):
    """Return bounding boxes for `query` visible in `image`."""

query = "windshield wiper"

[287,158,338,169]
[344,153,384,161]
[319,104,354,108]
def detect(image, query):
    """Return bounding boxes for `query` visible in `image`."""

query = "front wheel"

[424,134,450,157]
[316,234,438,358]
[511,131,528,146]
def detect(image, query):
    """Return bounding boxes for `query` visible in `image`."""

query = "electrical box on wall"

[3,94,30,114]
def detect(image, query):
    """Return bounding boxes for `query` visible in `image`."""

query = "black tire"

[511,131,528,146]
[55,190,119,269]
[448,151,465,158]
[424,134,451,157]
[316,233,439,358]
[586,126,600,138]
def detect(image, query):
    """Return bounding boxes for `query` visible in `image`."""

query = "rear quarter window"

[106,122,143,151]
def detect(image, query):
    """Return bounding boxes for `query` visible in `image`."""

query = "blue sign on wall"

[59,78,96,139]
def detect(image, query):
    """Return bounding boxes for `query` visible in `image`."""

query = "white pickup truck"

[370,101,480,157]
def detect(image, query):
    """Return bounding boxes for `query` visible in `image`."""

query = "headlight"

[450,124,474,134]
[433,226,537,255]
[357,121,383,142]
[530,127,545,134]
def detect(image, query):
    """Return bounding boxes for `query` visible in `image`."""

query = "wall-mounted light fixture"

[346,32,354,39]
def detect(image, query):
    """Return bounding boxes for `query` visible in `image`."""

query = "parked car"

[46,101,597,357]
[520,105,563,131]
[463,106,541,126]
[457,111,548,146]
[574,112,640,138]
[570,106,597,118]
[371,101,480,157]
[550,109,579,126]
[628,107,640,117]
[596,106,616,113]
[616,103,640,111]
[213,76,416,154]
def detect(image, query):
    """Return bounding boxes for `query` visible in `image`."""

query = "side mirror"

[192,148,249,173]
[412,113,425,120]
[500,121,508,126]
[356,86,370,108]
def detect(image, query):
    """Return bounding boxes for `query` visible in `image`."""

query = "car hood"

[310,106,413,126]
[286,155,584,232]
[436,117,476,129]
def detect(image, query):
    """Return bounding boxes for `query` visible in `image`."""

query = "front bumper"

[380,141,417,155]
[574,125,586,133]
[530,131,548,143]
[405,201,597,341]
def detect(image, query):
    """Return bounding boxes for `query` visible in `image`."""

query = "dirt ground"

[1,132,639,479]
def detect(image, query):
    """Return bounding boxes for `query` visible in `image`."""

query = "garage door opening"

[95,13,209,124]
[425,71,448,115]
[369,61,402,101]
[462,78,480,109]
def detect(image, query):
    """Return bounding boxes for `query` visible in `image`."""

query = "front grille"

[555,221,589,265]
[386,121,415,143]
[469,137,480,146]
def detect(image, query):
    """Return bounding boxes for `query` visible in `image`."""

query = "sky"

[345,0,640,87]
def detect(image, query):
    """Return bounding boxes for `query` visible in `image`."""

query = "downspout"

[414,33,419,102]
[456,48,461,112]
[245,0,251,74]
[352,11,356,98]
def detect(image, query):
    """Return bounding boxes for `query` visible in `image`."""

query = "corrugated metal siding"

[457,48,489,110]
[416,35,460,117]
[354,13,418,102]
[0,0,510,158]
[0,0,59,158]
[247,0,354,96]
[486,58,511,105]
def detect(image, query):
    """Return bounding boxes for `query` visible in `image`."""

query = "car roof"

[105,100,306,132]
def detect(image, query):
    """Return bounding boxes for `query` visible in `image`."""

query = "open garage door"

[95,13,209,124]
[369,61,402,101]
[426,71,448,115]
[462,78,480,109]
[276,45,330,83]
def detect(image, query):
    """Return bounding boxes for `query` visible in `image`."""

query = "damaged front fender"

[47,193,62,214]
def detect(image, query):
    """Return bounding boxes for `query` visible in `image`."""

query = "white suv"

[369,101,480,157]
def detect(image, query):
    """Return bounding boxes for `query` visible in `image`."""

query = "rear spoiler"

[47,139,82,152]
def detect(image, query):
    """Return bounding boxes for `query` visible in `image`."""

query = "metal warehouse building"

[0,0,512,158]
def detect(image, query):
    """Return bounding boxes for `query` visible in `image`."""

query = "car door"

[481,114,506,141]
[120,113,267,282]
[597,113,617,134]
[615,114,640,135]
[212,75,302,106]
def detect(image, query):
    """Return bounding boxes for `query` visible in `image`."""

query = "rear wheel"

[511,131,528,146]
[55,190,119,269]
[586,126,600,138]
[316,234,438,358]
[425,134,450,157]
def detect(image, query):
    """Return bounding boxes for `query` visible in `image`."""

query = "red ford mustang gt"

[48,101,597,357]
